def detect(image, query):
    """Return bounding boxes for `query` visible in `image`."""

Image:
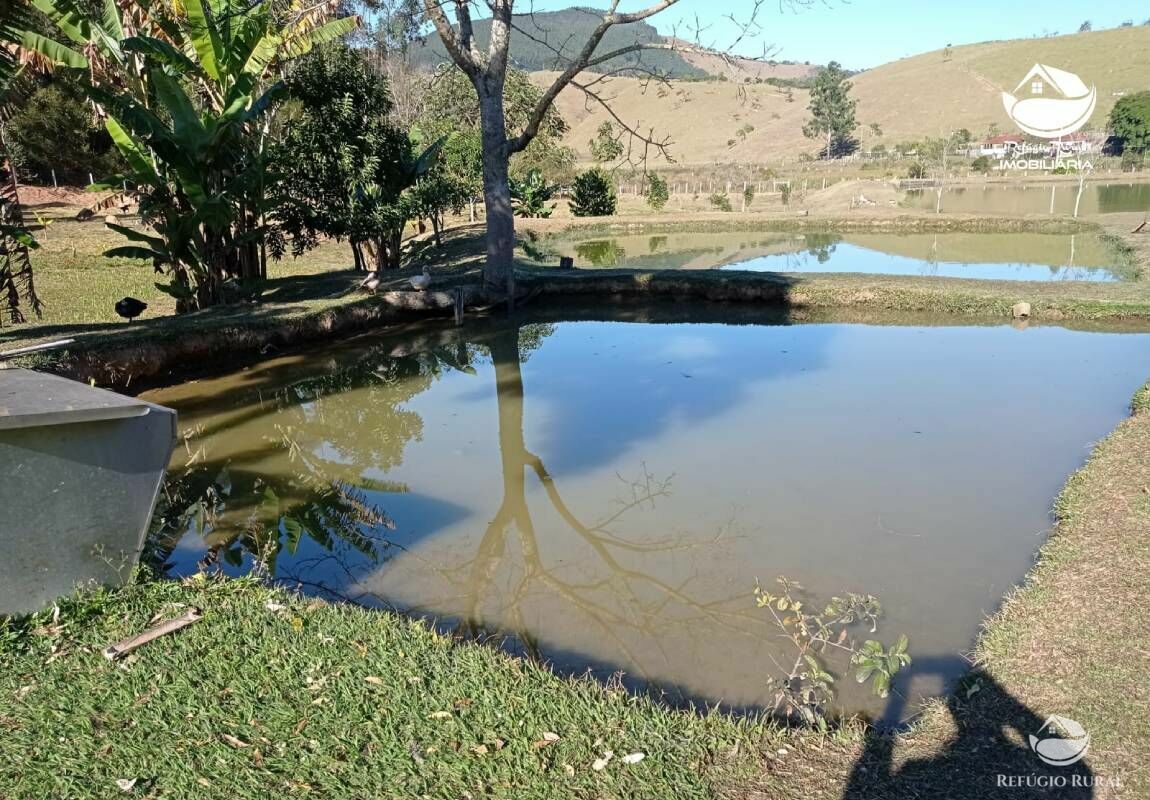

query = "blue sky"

[514,0,1149,70]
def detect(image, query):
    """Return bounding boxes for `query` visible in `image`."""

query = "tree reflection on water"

[150,320,757,696]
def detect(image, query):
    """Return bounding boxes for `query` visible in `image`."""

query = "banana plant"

[0,0,43,324]
[69,0,359,311]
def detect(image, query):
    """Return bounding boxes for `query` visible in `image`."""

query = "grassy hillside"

[535,25,1150,165]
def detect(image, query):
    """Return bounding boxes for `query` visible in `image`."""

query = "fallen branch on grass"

[102,607,203,660]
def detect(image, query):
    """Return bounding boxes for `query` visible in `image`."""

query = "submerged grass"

[0,575,786,800]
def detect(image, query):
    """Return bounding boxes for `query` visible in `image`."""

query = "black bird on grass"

[115,297,147,323]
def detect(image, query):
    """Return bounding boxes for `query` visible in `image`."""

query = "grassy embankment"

[4,211,1149,388]
[3,382,1148,798]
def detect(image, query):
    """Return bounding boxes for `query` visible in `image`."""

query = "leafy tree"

[971,155,993,174]
[802,62,858,159]
[509,169,557,218]
[1108,91,1150,155]
[20,0,358,311]
[409,131,479,242]
[907,162,927,179]
[6,80,121,183]
[422,0,694,288]
[569,168,616,217]
[644,172,669,211]
[273,44,433,270]
[589,121,624,163]
[418,66,572,185]
[1079,20,1092,32]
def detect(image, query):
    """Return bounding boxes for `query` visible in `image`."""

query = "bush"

[1122,149,1145,172]
[570,168,617,217]
[709,192,733,212]
[645,173,669,211]
[906,161,928,179]
[510,170,558,218]
[6,82,122,183]
[742,183,755,209]
[780,183,792,206]
[971,155,993,174]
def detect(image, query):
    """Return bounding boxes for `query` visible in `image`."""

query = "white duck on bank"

[358,271,381,293]
[409,266,432,292]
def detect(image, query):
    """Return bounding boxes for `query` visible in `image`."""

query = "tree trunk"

[477,83,514,292]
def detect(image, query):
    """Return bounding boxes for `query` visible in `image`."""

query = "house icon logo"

[1028,715,1091,767]
[1002,64,1097,138]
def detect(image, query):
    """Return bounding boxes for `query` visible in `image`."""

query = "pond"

[545,230,1126,282]
[902,181,1150,216]
[142,310,1150,722]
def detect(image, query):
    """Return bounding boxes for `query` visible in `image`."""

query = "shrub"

[1122,149,1145,172]
[645,173,669,211]
[906,161,928,179]
[780,183,792,206]
[6,82,122,183]
[569,168,617,217]
[510,170,558,218]
[742,183,755,209]
[709,192,733,212]
[971,155,992,174]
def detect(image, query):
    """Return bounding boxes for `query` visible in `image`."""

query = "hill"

[408,7,707,78]
[533,25,1150,166]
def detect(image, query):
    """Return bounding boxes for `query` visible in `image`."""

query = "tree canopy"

[802,62,858,159]
[1109,91,1150,154]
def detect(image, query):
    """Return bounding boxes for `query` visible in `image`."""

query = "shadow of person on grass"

[844,659,1096,799]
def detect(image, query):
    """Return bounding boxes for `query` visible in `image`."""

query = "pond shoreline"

[7,211,1150,391]
[3,381,1148,798]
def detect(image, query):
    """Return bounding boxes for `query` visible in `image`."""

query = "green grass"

[0,575,781,800]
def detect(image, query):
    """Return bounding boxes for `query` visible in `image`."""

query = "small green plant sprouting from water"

[755,576,911,725]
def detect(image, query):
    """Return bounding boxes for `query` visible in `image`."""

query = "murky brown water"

[142,311,1150,721]
[902,181,1150,216]
[544,230,1124,281]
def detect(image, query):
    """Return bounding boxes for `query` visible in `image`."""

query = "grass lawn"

[3,383,1148,799]
[0,575,791,800]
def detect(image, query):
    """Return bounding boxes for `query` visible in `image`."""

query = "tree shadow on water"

[844,658,1095,799]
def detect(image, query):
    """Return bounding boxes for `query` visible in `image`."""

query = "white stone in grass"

[1012,302,1032,319]
[622,753,646,764]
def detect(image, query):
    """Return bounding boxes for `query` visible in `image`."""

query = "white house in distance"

[973,132,1096,159]
[977,134,1025,158]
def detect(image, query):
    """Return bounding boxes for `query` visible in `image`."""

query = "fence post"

[51,169,58,189]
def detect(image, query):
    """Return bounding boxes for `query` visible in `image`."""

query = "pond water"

[142,312,1150,721]
[547,230,1124,282]
[902,181,1150,216]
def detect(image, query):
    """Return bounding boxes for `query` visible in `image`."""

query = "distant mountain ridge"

[408,7,706,78]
